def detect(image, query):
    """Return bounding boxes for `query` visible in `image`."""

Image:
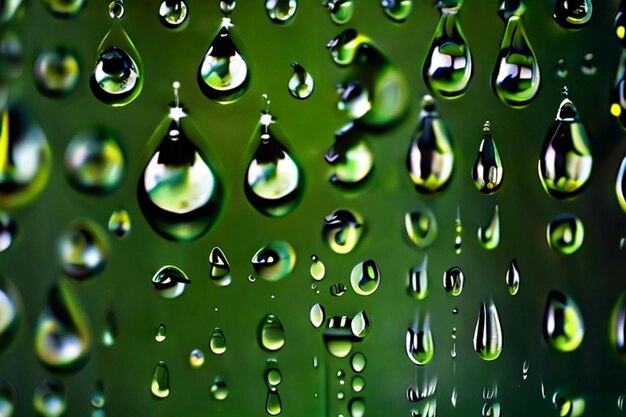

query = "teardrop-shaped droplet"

[539,89,592,199]
[405,316,435,366]
[150,361,170,399]
[210,327,227,354]
[220,0,236,15]
[611,50,626,130]
[611,292,626,358]
[310,255,325,280]
[351,310,371,339]
[546,213,584,255]
[310,303,325,328]
[617,1,626,47]
[189,349,205,368]
[522,360,530,380]
[266,386,282,415]
[423,6,473,99]
[381,0,412,23]
[473,299,503,361]
[154,322,166,342]
[265,359,282,387]
[208,246,231,286]
[34,46,80,98]
[325,122,373,188]
[472,122,503,194]
[90,379,105,409]
[492,16,540,107]
[407,95,455,194]
[543,290,584,352]
[404,207,438,249]
[33,378,65,417]
[443,266,464,296]
[0,276,21,352]
[322,209,363,254]
[138,85,223,241]
[352,376,365,392]
[90,5,143,106]
[251,241,295,282]
[42,0,85,17]
[477,204,500,250]
[158,0,189,31]
[101,304,117,346]
[351,352,366,373]
[0,108,52,209]
[259,314,285,351]
[0,379,15,417]
[34,281,92,373]
[505,258,520,296]
[322,0,354,24]
[407,255,429,300]
[108,207,131,238]
[323,316,355,357]
[552,391,586,417]
[64,127,125,194]
[57,218,109,281]
[151,265,190,299]
[198,18,249,103]
[265,0,297,24]
[210,376,229,400]
[349,398,366,417]
[350,259,380,296]
[288,62,313,99]
[553,0,592,30]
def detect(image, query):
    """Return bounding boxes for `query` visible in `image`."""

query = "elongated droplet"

[472,122,503,194]
[546,213,584,255]
[310,303,325,328]
[325,122,373,188]
[543,290,584,352]
[158,0,189,30]
[351,310,371,339]
[151,265,191,299]
[352,376,365,393]
[323,315,355,358]
[381,0,412,23]
[189,349,205,368]
[0,379,15,417]
[210,327,227,354]
[611,292,626,358]
[618,157,626,209]
[406,316,434,366]
[580,53,596,76]
[150,361,170,399]
[288,62,313,99]
[108,207,131,238]
[552,391,586,417]
[349,398,366,417]
[259,314,285,351]
[198,18,249,103]
[350,259,380,296]
[90,379,105,409]
[477,204,500,250]
[611,50,626,130]
[251,241,296,282]
[473,299,503,361]
[322,209,363,254]
[404,207,437,249]
[101,305,117,346]
[505,258,520,296]
[454,206,462,254]
[35,281,92,373]
[266,0,297,24]
[539,88,592,199]
[492,16,539,107]
[423,4,473,99]
[407,95,455,194]
[209,246,231,286]
[618,394,624,411]
[555,58,568,78]
[33,378,65,417]
[220,0,236,15]
[482,402,502,417]
[617,1,626,47]
[0,211,16,253]
[154,322,166,342]
[407,255,429,300]
[266,387,282,415]
[57,219,109,281]
[322,0,354,24]
[34,46,80,98]
[553,0,592,30]
[351,352,366,373]
[0,276,21,352]
[42,0,85,17]
[210,376,228,400]
[137,83,223,241]
[443,266,464,296]
[310,255,325,280]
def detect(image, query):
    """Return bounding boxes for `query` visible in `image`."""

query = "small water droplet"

[287,61,313,99]
[454,206,462,254]
[349,398,365,417]
[473,299,503,361]
[381,0,412,23]
[158,0,189,30]
[108,0,124,18]
[108,207,131,238]
[541,379,546,399]
[522,360,530,380]
[208,376,228,400]
[323,209,364,254]
[0,276,19,353]
[151,265,191,298]
[42,0,85,17]
[0,212,16,253]
[617,2,626,46]
[265,0,297,23]
[330,283,347,296]
[248,275,256,282]
[90,379,105,409]
[150,361,170,399]
[310,303,325,328]
[259,314,286,351]
[481,401,502,417]
[443,266,464,296]
[154,323,166,342]
[309,255,326,281]
[351,310,371,339]
[57,219,108,281]
[553,0,592,30]
[611,292,626,358]
[189,349,205,368]
[555,58,568,79]
[350,259,380,296]
[452,307,458,315]
[33,378,65,417]
[350,352,366,373]
[34,46,80,98]
[450,343,456,359]
[251,241,296,282]
[404,207,438,249]
[266,386,282,415]
[612,50,626,129]
[544,290,584,352]
[352,376,365,393]
[220,0,236,15]
[546,213,584,255]
[101,304,117,347]
[406,315,434,366]
[265,360,282,387]
[552,391,586,417]
[208,246,231,287]
[407,255,429,300]
[477,204,500,250]
[208,327,227,355]
[0,380,15,417]
[324,315,354,358]
[505,258,520,295]
[616,157,626,214]
[580,52,596,76]
[472,122,503,194]
[322,0,354,24]
[325,122,373,188]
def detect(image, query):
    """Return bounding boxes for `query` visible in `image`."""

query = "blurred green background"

[1,0,626,416]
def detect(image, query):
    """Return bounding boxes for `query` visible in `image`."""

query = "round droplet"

[310,303,325,328]
[472,122,503,194]
[405,317,434,366]
[0,212,16,253]
[553,0,592,30]
[349,398,365,417]
[505,258,520,296]
[322,0,354,24]
[323,209,363,254]
[150,361,170,399]
[443,266,464,296]
[64,127,125,194]
[189,349,205,368]
[552,391,586,417]
[309,255,325,281]
[350,352,366,373]
[251,241,296,282]
[407,255,429,301]
[42,0,86,17]
[210,376,228,400]
[220,0,235,15]
[265,361,282,387]
[57,219,109,281]
[477,204,500,250]
[351,310,371,338]
[265,0,297,23]
[473,299,503,361]
[34,46,80,98]
[350,259,380,296]
[555,59,568,78]
[0,276,21,352]
[543,290,584,352]
[154,323,166,342]
[381,0,412,22]
[151,265,191,299]
[288,62,313,99]
[90,39,142,106]
[209,246,231,286]
[33,378,65,417]
[259,314,285,351]
[0,380,15,417]
[352,376,365,393]
[546,213,584,255]
[325,122,374,188]
[266,386,282,415]
[404,207,437,249]
[158,0,189,30]
[611,292,626,358]
[108,207,131,238]
[108,0,124,19]
[210,327,227,354]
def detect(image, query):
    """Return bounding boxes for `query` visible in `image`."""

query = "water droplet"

[322,0,354,24]
[477,204,500,250]
[158,0,189,30]
[618,394,624,411]
[553,0,592,30]
[33,378,65,417]
[266,386,282,415]
[541,380,546,399]
[108,207,131,238]
[0,1,23,23]
[472,122,503,194]
[42,0,85,17]
[552,391,586,417]
[580,53,596,76]
[450,343,456,358]
[220,0,236,15]
[546,213,584,255]
[137,84,223,241]
[189,349,205,368]
[611,292,626,358]
[259,314,285,351]
[454,206,462,254]
[33,46,80,98]
[0,276,20,352]
[0,380,15,417]
[407,95,455,194]
[452,307,458,314]
[423,4,473,98]
[101,304,117,346]
[90,380,105,409]
[154,322,166,342]
[408,255,429,300]
[56,219,108,281]
[522,360,530,380]
[287,61,314,99]
[350,352,366,373]
[325,122,373,188]
[349,398,365,417]
[151,265,191,299]
[324,316,354,358]
[543,290,584,352]
[351,310,371,339]
[381,0,412,22]
[251,241,296,282]
[265,0,297,23]
[451,387,457,407]
[404,207,437,249]
[505,258,520,296]
[323,209,363,254]
[617,2,626,46]
[351,376,365,393]
[265,360,282,387]
[310,303,325,328]
[90,4,143,106]
[210,376,229,400]
[208,246,231,287]
[539,88,592,199]
[473,299,503,361]
[209,327,227,354]
[330,283,347,297]
[612,50,626,129]
[555,58,568,79]
[0,30,23,81]
[248,275,256,282]
[350,259,380,296]
[0,108,52,209]
[35,281,92,373]
[198,18,249,103]
[150,361,170,399]
[405,316,434,366]
[481,401,501,417]
[443,266,464,296]
[309,255,325,281]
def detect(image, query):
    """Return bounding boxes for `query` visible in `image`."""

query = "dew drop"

[555,58,568,79]
[543,290,584,352]
[323,316,354,358]
[42,0,85,17]
[265,0,297,24]
[322,0,354,24]
[350,259,380,296]
[0,380,15,417]
[553,0,592,30]
[154,323,166,342]
[310,303,325,328]
[266,386,282,415]
[189,349,205,368]
[580,53,596,76]
[472,122,503,194]
[477,204,500,250]
[443,266,464,296]
[33,378,65,417]
[407,255,429,300]
[108,207,131,238]
[351,310,371,339]
[151,265,191,299]
[101,304,117,347]
[0,276,21,352]
[405,316,434,366]
[404,207,438,249]
[150,361,170,399]
[325,122,373,188]
[259,314,285,351]
[352,376,365,393]
[158,0,189,30]
[349,398,365,417]
[208,246,231,287]
[350,352,366,373]
[323,209,363,254]
[210,376,229,400]
[505,258,520,296]
[552,391,586,417]
[288,62,314,99]
[309,255,325,281]
[210,327,227,354]
[473,299,503,361]
[546,213,584,255]
[381,0,412,22]
[34,46,80,98]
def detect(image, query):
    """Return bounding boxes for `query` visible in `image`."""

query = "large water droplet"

[42,0,85,17]
[322,0,354,24]
[198,18,249,103]
[259,314,285,351]
[505,258,520,296]
[406,316,434,366]
[443,266,464,296]
[472,122,503,194]
[543,290,584,352]
[473,299,503,361]
[553,0,592,30]
[0,276,20,352]
[349,398,366,417]
[538,89,592,199]
[266,386,282,415]
[288,61,313,99]
[210,376,229,400]
[407,255,429,300]
[57,219,108,281]
[350,259,380,296]
[546,213,584,255]
[310,303,325,328]
[158,0,189,30]
[34,46,80,98]
[322,209,363,254]
[552,391,586,417]
[189,349,205,368]
[151,265,190,298]
[251,241,295,282]
[611,50,626,130]
[0,380,15,417]
[324,315,355,358]
[404,207,438,249]
[208,246,231,286]
[150,361,170,399]
[407,95,455,194]
[210,327,227,354]
[108,207,131,238]
[381,0,412,23]
[325,122,373,188]
[265,0,297,24]
[34,281,92,373]
[611,292,626,358]
[477,204,500,250]
[33,378,65,417]
[154,322,166,342]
